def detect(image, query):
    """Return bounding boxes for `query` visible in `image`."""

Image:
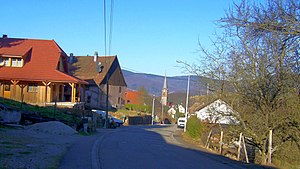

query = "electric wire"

[103,0,107,56]
[108,0,114,56]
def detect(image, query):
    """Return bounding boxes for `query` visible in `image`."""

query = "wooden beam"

[18,84,26,103]
[82,85,86,102]
[10,80,19,98]
[10,80,19,85]
[78,84,81,102]
[42,81,51,86]
[69,83,76,103]
[42,81,51,103]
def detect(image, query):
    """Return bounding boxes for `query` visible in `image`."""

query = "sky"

[1,0,239,76]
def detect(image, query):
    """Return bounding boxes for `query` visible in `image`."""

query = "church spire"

[163,73,167,89]
[161,73,168,106]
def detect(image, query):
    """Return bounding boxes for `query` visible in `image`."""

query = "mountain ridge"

[122,69,206,96]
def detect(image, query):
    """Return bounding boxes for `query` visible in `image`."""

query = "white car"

[92,109,123,127]
[177,117,186,128]
[108,115,123,127]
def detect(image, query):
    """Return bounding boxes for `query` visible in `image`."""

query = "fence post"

[205,129,212,149]
[237,132,243,161]
[268,129,272,164]
[219,131,223,154]
[242,135,249,163]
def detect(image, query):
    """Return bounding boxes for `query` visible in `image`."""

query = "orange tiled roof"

[0,37,87,84]
[125,90,143,105]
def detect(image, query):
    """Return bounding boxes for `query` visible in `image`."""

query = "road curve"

[94,125,251,169]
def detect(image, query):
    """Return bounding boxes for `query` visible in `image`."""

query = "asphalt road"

[94,125,256,169]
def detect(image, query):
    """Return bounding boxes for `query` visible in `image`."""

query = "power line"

[108,0,114,55]
[103,0,107,56]
[103,0,114,56]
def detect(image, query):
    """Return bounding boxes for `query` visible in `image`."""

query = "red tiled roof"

[0,37,87,84]
[125,90,143,105]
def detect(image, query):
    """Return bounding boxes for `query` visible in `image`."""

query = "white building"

[178,104,185,114]
[194,99,239,125]
[167,107,176,118]
[167,104,185,118]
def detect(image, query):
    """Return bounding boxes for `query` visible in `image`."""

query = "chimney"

[2,34,7,38]
[94,51,98,62]
[69,53,74,63]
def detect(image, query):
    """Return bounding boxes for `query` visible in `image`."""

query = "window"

[4,84,10,91]
[4,58,10,66]
[11,58,22,67]
[28,83,38,92]
[0,57,4,66]
[119,87,122,93]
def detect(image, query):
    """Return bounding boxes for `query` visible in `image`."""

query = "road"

[93,125,257,169]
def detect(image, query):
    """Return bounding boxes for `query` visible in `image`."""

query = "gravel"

[0,121,80,169]
[27,121,78,136]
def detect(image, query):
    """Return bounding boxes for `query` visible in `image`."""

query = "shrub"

[186,116,204,139]
[124,104,150,113]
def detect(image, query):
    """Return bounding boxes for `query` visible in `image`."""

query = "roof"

[125,90,142,104]
[0,37,87,84]
[69,56,126,86]
[194,99,239,125]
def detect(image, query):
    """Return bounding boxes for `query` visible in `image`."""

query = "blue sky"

[2,0,239,76]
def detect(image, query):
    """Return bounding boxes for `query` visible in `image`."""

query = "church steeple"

[161,74,168,106]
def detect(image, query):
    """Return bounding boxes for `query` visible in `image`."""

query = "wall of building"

[109,85,126,109]
[85,84,126,110]
[0,81,65,104]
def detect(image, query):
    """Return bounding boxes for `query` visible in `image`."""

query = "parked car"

[92,109,106,117]
[92,109,123,127]
[109,115,123,127]
[177,117,186,128]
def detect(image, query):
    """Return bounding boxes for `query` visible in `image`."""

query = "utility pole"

[152,95,155,125]
[105,75,109,128]
[184,75,190,132]
[161,103,164,124]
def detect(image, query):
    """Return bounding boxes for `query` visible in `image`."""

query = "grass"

[0,97,81,127]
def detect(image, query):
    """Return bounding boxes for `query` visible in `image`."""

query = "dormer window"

[0,57,4,66]
[11,58,22,67]
[4,58,10,66]
[0,56,24,67]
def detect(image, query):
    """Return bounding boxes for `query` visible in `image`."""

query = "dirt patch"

[0,121,80,169]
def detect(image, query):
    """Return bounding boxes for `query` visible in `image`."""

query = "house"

[167,104,185,118]
[167,106,176,118]
[178,104,185,114]
[0,35,87,107]
[193,99,239,124]
[68,54,127,110]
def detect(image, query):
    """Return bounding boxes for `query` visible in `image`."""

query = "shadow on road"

[98,125,277,169]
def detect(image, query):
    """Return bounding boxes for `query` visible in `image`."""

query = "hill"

[122,69,207,96]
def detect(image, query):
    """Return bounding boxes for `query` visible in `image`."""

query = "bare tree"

[180,0,300,165]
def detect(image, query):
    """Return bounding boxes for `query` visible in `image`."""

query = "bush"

[125,104,150,113]
[186,116,204,139]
